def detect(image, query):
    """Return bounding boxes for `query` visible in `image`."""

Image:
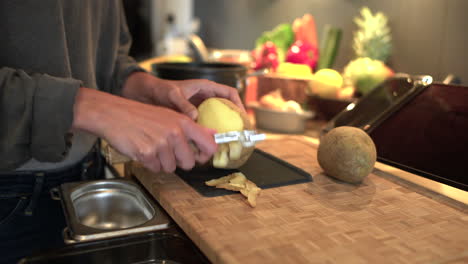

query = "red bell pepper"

[293,14,318,49]
[286,40,319,71]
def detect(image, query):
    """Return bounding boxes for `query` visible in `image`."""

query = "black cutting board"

[175,149,312,197]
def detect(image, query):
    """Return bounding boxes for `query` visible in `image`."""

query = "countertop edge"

[296,135,467,206]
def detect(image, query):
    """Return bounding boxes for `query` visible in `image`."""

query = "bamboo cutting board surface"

[132,135,468,264]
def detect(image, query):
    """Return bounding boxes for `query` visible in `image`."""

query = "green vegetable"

[317,25,342,70]
[255,23,294,62]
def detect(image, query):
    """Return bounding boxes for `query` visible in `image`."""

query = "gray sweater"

[0,0,143,171]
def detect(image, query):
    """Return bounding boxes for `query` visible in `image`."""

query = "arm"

[0,67,80,171]
[69,2,240,173]
[71,87,218,173]
[0,66,217,173]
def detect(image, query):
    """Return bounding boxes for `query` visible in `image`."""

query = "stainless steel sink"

[54,179,171,244]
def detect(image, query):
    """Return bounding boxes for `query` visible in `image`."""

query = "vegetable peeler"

[213,130,266,147]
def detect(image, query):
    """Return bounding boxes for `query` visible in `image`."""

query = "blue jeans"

[0,147,104,264]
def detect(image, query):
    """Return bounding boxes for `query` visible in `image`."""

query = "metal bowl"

[70,181,155,230]
[251,105,315,134]
[54,179,171,243]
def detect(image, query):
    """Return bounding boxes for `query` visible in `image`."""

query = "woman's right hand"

[72,87,218,173]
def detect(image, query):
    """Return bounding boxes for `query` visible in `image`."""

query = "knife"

[213,130,266,147]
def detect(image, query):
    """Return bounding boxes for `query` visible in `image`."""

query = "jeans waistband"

[0,144,103,198]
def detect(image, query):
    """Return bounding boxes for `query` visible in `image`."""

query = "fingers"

[172,134,196,170]
[135,136,194,173]
[194,151,213,165]
[201,81,246,112]
[102,99,216,173]
[157,139,177,173]
[137,119,211,173]
[151,123,213,171]
[126,125,191,173]
[181,120,218,164]
[168,88,198,120]
[134,144,162,173]
[178,80,246,113]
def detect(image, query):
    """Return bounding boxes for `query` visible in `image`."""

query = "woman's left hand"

[122,72,245,120]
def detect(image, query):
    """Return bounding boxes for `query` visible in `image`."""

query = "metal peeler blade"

[213,130,266,147]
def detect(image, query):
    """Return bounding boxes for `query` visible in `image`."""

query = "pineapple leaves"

[352,7,392,62]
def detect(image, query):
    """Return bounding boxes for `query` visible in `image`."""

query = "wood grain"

[133,135,468,264]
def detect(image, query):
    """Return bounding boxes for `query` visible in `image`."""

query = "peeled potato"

[228,141,243,160]
[212,144,229,168]
[197,98,254,169]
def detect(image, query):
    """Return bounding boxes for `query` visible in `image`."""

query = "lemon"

[310,69,343,98]
[314,69,343,87]
[276,63,312,78]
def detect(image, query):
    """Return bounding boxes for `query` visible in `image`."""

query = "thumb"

[168,88,198,120]
[182,122,218,163]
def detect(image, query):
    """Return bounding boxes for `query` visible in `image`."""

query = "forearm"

[72,87,106,135]
[121,71,155,103]
[72,87,133,138]
[0,67,80,170]
[72,86,163,140]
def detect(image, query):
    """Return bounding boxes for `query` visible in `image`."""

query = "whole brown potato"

[317,126,377,183]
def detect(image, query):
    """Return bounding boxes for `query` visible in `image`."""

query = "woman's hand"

[121,72,245,120]
[72,87,218,173]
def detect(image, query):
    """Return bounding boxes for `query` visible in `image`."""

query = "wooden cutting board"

[132,135,468,264]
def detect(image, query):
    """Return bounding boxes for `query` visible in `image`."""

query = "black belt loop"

[81,141,103,181]
[80,160,94,181]
[24,172,45,216]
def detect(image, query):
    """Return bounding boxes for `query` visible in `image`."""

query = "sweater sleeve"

[110,3,146,96]
[0,67,81,171]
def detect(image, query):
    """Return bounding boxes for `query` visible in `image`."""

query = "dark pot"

[151,62,248,93]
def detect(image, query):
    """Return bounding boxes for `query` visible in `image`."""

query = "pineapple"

[352,7,392,62]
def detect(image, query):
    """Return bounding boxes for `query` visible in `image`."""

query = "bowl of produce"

[251,105,314,134]
[305,68,355,120]
[250,89,315,134]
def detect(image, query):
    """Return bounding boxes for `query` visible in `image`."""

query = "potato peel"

[216,182,244,191]
[205,172,261,207]
[241,180,261,207]
[205,175,233,186]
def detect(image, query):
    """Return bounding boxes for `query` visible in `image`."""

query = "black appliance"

[323,74,468,191]
[19,227,210,264]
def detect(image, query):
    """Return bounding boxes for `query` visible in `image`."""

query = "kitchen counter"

[132,134,468,264]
